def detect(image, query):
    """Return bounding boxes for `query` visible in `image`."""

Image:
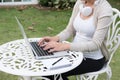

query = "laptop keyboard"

[30,42,53,57]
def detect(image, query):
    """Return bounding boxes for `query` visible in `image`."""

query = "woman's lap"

[62,57,105,77]
[44,57,105,80]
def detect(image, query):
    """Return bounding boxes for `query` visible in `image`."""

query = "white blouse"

[73,11,104,60]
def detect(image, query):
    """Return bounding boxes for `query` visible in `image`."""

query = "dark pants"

[44,57,105,80]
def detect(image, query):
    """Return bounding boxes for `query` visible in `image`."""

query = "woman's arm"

[57,0,80,41]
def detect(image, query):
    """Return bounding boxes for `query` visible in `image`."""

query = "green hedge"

[38,0,76,9]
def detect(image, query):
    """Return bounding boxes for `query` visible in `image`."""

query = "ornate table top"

[0,38,83,76]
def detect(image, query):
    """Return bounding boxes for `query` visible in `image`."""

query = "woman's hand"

[38,36,59,46]
[42,41,70,52]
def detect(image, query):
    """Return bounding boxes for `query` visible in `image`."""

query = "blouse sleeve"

[57,0,80,41]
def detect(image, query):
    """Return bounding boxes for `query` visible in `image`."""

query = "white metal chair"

[76,8,120,80]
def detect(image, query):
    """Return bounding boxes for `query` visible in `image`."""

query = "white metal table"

[0,38,83,80]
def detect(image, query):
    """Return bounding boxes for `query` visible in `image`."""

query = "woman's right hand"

[38,36,59,46]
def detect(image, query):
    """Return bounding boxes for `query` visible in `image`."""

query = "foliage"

[38,0,120,10]
[39,0,76,9]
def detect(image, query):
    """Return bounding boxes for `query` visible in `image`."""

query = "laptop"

[15,16,70,60]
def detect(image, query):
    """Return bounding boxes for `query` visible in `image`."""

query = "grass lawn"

[0,0,120,80]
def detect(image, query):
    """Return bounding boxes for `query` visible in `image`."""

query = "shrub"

[39,0,76,9]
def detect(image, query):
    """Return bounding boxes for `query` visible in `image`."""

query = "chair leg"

[106,66,112,80]
[54,74,63,80]
[80,74,98,80]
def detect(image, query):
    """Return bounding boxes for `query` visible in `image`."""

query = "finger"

[40,42,48,47]
[38,37,51,46]
[43,44,54,50]
[48,48,56,53]
[38,38,45,46]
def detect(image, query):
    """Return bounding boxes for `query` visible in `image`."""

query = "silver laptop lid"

[15,16,38,57]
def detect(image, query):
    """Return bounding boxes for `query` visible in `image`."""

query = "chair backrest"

[106,8,120,65]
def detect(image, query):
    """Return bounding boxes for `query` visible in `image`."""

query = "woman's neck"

[85,0,95,6]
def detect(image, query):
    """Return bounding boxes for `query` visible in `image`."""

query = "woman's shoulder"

[100,0,112,11]
[97,0,113,18]
[100,0,112,9]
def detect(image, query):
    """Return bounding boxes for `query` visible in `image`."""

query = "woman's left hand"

[43,41,70,52]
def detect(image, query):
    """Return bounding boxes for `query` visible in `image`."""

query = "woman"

[38,0,113,80]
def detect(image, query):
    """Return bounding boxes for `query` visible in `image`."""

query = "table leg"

[23,76,32,80]
[18,76,32,80]
[32,76,50,80]
[19,75,62,80]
